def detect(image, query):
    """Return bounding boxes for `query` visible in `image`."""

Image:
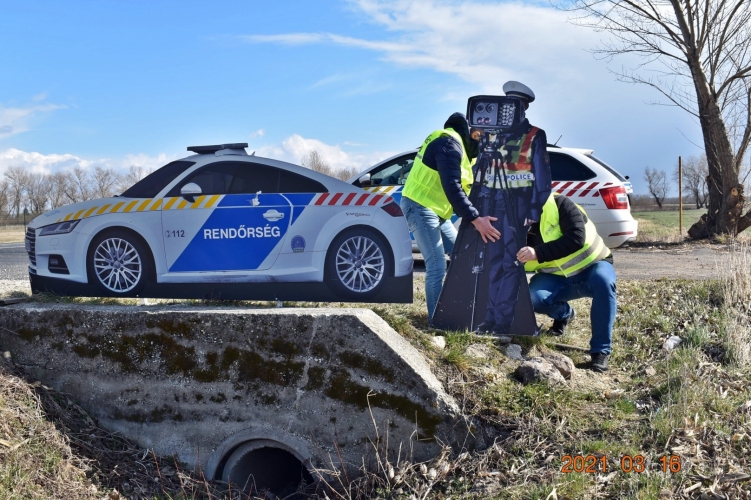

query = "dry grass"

[0,227,25,244]
[0,363,95,499]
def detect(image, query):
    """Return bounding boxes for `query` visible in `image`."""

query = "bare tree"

[644,167,669,208]
[4,165,30,217]
[26,173,50,214]
[0,180,9,219]
[570,0,751,237]
[673,155,709,208]
[49,172,72,209]
[91,166,121,199]
[65,167,93,203]
[301,150,334,177]
[119,165,145,192]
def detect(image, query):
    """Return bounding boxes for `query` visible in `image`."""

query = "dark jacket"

[419,113,479,222]
[527,195,614,265]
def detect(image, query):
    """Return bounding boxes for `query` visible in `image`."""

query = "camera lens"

[486,104,495,113]
[475,104,485,113]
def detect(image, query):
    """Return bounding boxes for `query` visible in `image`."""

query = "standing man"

[475,81,552,335]
[518,193,615,372]
[401,112,500,321]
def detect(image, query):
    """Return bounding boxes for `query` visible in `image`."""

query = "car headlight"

[39,220,81,236]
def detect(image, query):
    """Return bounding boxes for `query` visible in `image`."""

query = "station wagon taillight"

[381,201,404,217]
[599,186,629,210]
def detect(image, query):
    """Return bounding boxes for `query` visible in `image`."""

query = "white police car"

[26,143,413,302]
[350,145,638,249]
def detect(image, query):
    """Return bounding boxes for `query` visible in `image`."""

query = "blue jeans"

[400,196,457,320]
[529,261,616,354]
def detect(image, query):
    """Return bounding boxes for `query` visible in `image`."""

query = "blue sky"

[0,0,705,194]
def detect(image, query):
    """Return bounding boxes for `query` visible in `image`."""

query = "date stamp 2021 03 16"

[560,455,682,474]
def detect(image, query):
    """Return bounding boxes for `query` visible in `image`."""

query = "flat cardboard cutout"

[432,96,545,335]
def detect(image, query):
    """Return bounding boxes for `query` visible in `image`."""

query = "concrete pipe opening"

[221,439,314,497]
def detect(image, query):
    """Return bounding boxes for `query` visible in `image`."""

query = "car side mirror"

[359,174,371,187]
[625,175,630,180]
[180,183,202,202]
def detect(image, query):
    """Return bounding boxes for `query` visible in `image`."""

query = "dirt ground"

[611,241,733,280]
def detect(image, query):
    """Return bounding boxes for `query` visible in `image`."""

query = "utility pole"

[678,156,683,235]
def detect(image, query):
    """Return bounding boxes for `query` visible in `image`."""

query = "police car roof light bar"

[187,143,249,154]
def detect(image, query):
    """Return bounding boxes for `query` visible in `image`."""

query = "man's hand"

[471,216,500,243]
[517,246,537,263]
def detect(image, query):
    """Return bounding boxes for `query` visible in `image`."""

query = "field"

[632,209,704,243]
[0,225,25,244]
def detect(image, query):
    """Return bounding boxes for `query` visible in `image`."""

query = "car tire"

[324,227,392,300]
[87,230,151,297]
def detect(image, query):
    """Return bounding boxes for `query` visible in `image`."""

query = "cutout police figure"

[476,82,552,335]
[431,83,551,335]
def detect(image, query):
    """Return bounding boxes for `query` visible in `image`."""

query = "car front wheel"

[87,230,151,297]
[325,228,392,300]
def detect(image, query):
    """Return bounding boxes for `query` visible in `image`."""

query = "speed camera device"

[467,96,525,132]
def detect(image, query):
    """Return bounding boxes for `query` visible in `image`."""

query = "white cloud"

[0,148,176,178]
[0,102,66,138]
[255,134,396,173]
[244,0,603,96]
[250,129,265,138]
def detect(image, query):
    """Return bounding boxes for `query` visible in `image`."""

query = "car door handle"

[263,209,285,222]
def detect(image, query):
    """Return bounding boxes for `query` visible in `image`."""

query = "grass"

[0,227,25,244]
[2,258,751,498]
[631,209,704,243]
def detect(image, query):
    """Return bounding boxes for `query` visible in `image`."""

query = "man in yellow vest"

[517,193,616,372]
[401,112,500,321]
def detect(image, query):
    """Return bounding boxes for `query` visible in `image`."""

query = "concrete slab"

[0,304,462,478]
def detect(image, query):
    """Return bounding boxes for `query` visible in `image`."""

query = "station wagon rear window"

[549,153,596,181]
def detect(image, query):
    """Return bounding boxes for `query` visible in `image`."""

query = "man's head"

[444,112,479,159]
[502,81,535,109]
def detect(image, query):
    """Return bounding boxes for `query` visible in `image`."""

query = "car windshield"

[120,161,196,198]
[586,154,628,182]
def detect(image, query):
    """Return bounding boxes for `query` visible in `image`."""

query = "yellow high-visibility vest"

[524,194,611,276]
[402,128,472,220]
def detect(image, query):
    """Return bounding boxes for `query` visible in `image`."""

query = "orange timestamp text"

[560,454,682,474]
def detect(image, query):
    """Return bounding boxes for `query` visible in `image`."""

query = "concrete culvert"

[221,440,314,497]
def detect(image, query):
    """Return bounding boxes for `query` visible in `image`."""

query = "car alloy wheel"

[334,235,385,293]
[93,237,143,293]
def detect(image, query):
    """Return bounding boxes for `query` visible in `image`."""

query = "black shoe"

[548,309,576,336]
[475,321,495,333]
[590,353,609,372]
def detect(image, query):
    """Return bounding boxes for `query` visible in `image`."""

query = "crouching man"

[516,193,615,372]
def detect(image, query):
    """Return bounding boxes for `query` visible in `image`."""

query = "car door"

[162,161,292,274]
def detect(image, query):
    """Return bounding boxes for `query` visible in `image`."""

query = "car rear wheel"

[87,230,151,297]
[325,228,392,300]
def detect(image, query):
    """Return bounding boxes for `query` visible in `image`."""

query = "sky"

[0,0,706,195]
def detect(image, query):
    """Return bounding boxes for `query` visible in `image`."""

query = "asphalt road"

[0,243,30,280]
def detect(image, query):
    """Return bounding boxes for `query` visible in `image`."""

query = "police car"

[25,143,413,302]
[350,145,638,249]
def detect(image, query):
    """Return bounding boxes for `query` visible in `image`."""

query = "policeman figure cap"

[503,81,535,103]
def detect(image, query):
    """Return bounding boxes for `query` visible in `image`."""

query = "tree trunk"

[685,50,740,238]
